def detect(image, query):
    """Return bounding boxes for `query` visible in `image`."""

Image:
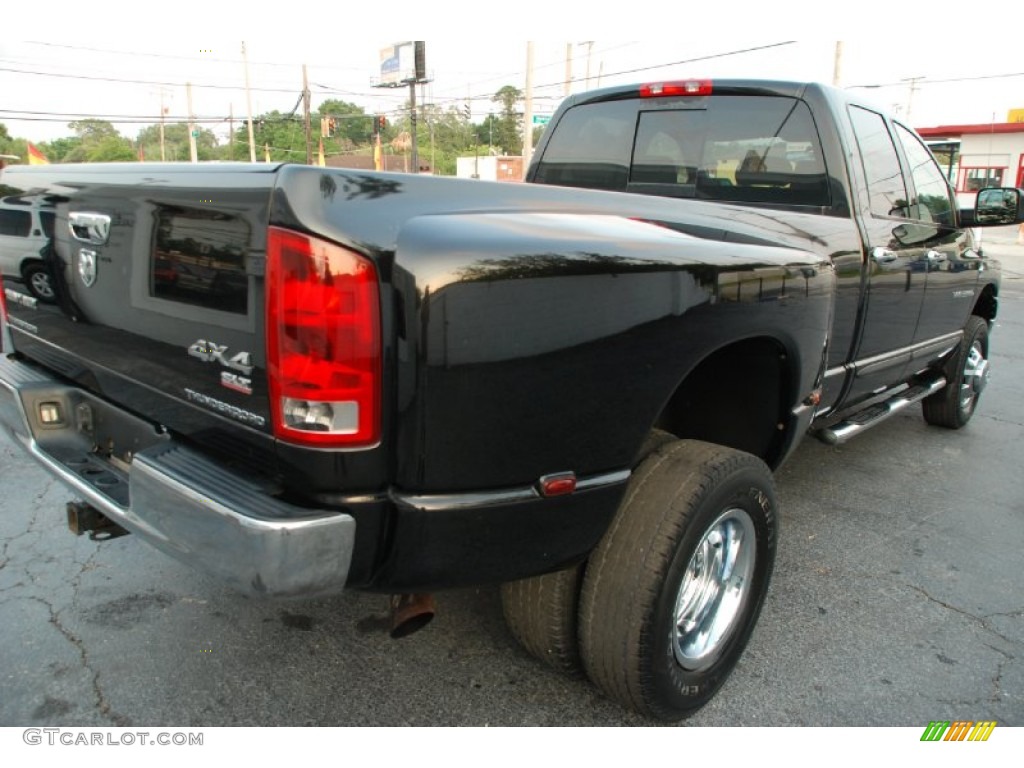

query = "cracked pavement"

[0,239,1022,727]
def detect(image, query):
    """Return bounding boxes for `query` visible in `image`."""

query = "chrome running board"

[815,376,947,445]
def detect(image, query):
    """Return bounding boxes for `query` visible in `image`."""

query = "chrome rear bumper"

[0,353,355,597]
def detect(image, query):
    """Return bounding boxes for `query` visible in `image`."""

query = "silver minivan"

[0,197,56,302]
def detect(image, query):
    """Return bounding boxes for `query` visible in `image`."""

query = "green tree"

[38,136,83,163]
[231,111,309,162]
[68,119,121,143]
[60,120,135,163]
[317,99,374,148]
[492,85,523,155]
[475,113,500,149]
[88,136,138,162]
[0,124,34,162]
[137,122,218,162]
[411,103,479,174]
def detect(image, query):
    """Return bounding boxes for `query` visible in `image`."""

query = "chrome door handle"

[68,212,111,246]
[871,247,897,264]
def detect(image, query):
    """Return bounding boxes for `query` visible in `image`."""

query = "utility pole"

[186,82,198,163]
[832,41,843,87]
[242,41,257,163]
[302,64,312,165]
[159,89,167,161]
[902,76,925,123]
[580,41,594,91]
[229,103,234,161]
[523,42,535,171]
[564,43,572,97]
[427,98,435,175]
[409,80,419,173]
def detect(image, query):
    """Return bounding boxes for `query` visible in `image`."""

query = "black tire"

[578,439,777,720]
[922,315,990,429]
[501,566,585,675]
[500,428,679,676]
[21,261,56,303]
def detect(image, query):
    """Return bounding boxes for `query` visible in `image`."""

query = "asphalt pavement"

[1,231,1021,727]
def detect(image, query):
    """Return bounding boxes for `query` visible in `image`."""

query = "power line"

[22,41,372,73]
[534,41,799,93]
[848,71,1024,89]
[0,109,230,120]
[429,42,639,99]
[0,115,231,125]
[0,107,394,123]
[0,64,318,94]
[0,60,396,103]
[441,41,800,105]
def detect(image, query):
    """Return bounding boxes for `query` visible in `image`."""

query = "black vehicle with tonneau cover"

[0,78,1019,720]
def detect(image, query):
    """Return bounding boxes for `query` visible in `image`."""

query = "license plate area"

[18,384,170,507]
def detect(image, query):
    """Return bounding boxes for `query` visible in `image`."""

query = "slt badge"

[79,249,97,288]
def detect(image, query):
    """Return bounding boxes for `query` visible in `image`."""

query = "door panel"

[845,107,929,402]
[892,122,978,352]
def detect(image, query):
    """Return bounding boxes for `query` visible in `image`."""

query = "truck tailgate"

[2,164,279,471]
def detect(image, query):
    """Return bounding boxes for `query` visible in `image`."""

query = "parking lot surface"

[1,235,1022,727]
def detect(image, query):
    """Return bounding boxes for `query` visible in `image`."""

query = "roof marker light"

[640,79,713,98]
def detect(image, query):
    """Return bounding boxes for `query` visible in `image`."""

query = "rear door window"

[848,106,910,219]
[0,209,31,237]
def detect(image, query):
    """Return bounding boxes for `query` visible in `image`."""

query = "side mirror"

[974,187,1024,226]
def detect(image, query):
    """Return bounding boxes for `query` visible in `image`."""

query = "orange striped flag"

[27,143,49,165]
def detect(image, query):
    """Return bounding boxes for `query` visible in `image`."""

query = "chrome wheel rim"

[959,341,988,414]
[30,271,55,300]
[673,508,756,671]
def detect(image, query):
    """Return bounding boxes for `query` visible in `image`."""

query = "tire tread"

[579,440,776,719]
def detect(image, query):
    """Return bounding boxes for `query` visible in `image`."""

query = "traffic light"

[377,115,387,133]
[463,102,471,121]
[328,117,337,135]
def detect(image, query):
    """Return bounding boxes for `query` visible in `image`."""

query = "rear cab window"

[533,94,830,207]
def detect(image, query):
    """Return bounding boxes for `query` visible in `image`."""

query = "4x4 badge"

[79,249,97,287]
[187,339,254,375]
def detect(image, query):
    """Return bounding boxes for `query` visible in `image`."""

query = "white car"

[0,197,56,302]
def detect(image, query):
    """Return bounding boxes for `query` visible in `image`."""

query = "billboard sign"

[379,42,415,86]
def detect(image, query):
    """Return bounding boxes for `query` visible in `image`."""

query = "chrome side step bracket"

[815,376,947,445]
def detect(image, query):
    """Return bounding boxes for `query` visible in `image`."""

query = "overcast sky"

[2,8,1022,148]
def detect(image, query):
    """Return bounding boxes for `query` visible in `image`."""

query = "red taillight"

[640,79,712,98]
[265,226,381,448]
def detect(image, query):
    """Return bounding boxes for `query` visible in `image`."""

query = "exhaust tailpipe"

[389,593,435,638]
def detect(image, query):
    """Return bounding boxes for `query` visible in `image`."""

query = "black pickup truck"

[0,79,1019,720]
